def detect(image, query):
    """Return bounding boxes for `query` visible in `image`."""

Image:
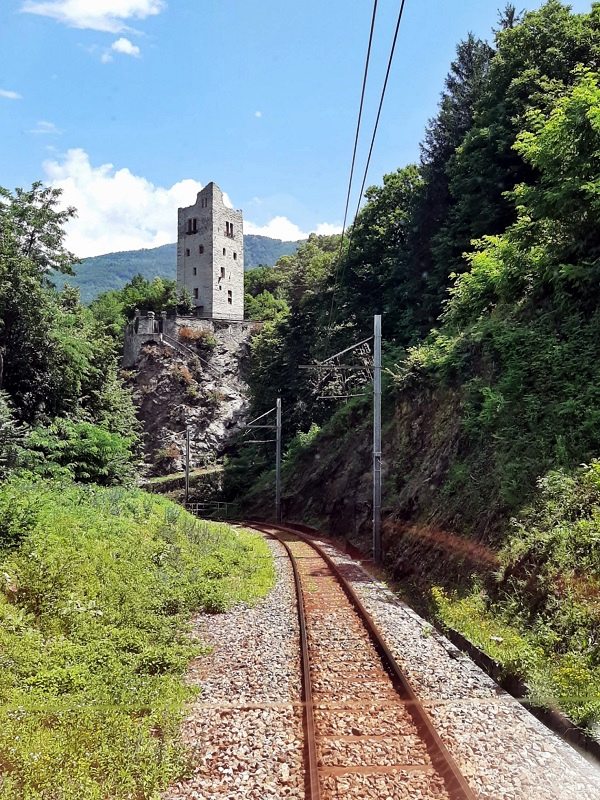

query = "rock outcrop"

[125,320,255,475]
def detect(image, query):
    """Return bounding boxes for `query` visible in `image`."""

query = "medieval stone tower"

[176,182,244,320]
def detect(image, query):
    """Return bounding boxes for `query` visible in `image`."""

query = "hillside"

[226,3,600,734]
[54,235,300,303]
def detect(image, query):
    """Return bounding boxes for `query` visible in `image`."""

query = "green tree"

[24,420,136,485]
[435,1,600,278]
[336,166,424,341]
[0,182,77,276]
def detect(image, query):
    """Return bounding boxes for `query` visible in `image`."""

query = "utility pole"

[275,397,282,523]
[185,426,190,505]
[373,314,382,564]
[244,400,283,523]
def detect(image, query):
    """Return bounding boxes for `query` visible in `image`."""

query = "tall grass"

[0,478,274,799]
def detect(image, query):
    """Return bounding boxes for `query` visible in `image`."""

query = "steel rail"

[248,520,478,800]
[262,527,321,800]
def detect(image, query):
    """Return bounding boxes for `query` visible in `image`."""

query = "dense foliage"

[0,479,273,799]
[0,184,139,482]
[230,2,600,727]
[233,1,600,520]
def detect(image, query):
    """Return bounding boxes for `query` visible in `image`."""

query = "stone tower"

[176,182,244,320]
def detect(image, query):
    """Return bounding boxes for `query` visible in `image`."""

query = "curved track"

[248,521,478,800]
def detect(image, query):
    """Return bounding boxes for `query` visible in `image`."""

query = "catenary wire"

[325,0,379,343]
[327,0,409,338]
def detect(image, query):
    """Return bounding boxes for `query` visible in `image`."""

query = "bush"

[0,392,24,478]
[0,478,274,798]
[283,423,321,466]
[23,420,136,485]
[431,462,600,728]
[170,364,194,386]
[178,326,217,352]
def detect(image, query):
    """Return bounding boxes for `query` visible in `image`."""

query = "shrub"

[153,443,181,471]
[178,327,217,352]
[171,364,194,386]
[0,478,274,798]
[23,420,136,485]
[283,423,321,466]
[0,392,24,479]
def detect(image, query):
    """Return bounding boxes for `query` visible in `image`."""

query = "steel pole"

[373,315,382,564]
[185,426,190,505]
[275,397,282,523]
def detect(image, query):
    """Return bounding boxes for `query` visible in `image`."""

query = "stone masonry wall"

[176,182,244,320]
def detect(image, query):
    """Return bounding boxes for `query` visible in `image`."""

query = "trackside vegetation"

[0,479,274,799]
[227,2,600,731]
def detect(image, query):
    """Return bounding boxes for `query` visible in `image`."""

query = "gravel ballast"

[163,526,600,800]
[162,538,304,800]
[307,533,600,800]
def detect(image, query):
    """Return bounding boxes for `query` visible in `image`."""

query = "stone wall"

[176,182,244,320]
[123,313,254,368]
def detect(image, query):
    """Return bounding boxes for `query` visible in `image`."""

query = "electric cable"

[325,0,379,343]
[327,0,409,337]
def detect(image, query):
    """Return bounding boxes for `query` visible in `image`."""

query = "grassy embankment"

[0,478,274,799]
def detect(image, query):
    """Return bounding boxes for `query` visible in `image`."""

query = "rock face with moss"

[125,319,257,475]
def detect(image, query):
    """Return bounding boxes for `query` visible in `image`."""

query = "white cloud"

[0,89,22,100]
[245,217,342,241]
[111,36,140,56]
[254,110,262,118]
[21,0,165,33]
[44,148,203,257]
[29,120,62,135]
[244,216,308,241]
[314,222,343,236]
[43,149,341,257]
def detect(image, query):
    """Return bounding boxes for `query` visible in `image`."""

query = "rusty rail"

[248,520,478,800]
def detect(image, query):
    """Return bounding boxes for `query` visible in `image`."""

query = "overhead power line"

[327,0,409,337]
[340,0,379,243]
[352,0,408,227]
[326,0,379,344]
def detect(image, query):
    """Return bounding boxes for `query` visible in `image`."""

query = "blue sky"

[0,0,594,256]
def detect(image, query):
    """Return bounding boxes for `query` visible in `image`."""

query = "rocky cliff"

[125,320,255,475]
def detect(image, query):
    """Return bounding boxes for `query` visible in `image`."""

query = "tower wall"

[176,182,244,320]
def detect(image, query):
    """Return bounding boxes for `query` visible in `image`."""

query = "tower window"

[193,288,199,300]
[233,252,237,260]
[222,247,226,256]
[199,244,204,254]
[227,290,232,305]
[220,267,225,279]
[187,218,198,234]
[193,267,197,275]
[185,248,190,257]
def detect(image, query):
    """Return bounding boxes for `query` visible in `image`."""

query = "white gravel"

[162,537,304,800]
[308,533,600,800]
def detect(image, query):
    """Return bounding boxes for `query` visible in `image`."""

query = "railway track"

[248,521,478,800]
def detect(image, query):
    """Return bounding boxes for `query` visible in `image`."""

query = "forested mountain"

[232,1,600,729]
[53,235,300,303]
